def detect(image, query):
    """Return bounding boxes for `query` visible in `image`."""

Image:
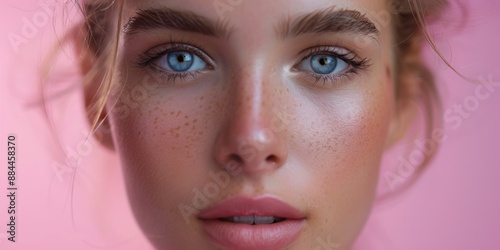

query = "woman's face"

[106,0,397,249]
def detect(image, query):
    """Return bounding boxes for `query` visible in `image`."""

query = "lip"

[198,195,305,249]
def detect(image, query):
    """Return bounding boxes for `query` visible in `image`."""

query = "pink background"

[1,0,499,249]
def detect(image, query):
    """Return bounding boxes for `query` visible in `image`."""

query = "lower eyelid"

[300,69,358,86]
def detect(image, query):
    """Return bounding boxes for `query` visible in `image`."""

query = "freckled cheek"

[122,93,222,159]
[146,107,203,158]
[298,96,391,173]
[108,93,223,212]
[294,89,393,239]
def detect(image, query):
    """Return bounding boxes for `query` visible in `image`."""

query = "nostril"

[229,154,243,164]
[266,155,278,163]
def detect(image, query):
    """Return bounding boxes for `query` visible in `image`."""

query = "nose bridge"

[234,65,269,128]
[214,62,288,177]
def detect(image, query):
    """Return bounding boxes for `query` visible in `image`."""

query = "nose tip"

[215,123,288,177]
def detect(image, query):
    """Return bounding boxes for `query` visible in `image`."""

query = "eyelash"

[136,41,213,83]
[136,42,371,86]
[293,45,371,86]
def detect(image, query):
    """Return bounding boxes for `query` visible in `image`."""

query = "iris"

[167,51,195,72]
[310,54,337,74]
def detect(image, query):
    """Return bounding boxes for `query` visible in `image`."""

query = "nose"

[214,72,288,178]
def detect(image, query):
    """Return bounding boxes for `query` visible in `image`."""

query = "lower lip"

[201,219,304,249]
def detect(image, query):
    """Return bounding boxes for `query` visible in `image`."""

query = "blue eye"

[158,50,207,72]
[299,53,349,75]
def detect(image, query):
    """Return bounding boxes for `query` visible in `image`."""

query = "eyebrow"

[123,6,379,40]
[123,8,231,39]
[278,7,380,39]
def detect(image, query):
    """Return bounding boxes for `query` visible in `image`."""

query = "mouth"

[218,215,286,224]
[198,195,305,249]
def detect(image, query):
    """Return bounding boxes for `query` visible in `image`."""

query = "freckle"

[185,115,188,119]
[200,96,205,101]
[175,133,179,138]
[176,111,181,117]
[185,122,189,126]
[193,119,198,123]
[170,111,175,115]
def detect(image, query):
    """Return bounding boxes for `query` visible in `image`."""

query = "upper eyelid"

[297,46,355,60]
[293,47,355,69]
[138,43,215,68]
[296,45,371,69]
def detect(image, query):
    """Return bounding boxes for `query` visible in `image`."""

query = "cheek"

[289,72,394,243]
[106,86,224,234]
[292,79,393,177]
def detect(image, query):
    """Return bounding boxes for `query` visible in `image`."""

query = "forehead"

[122,0,390,35]
[125,0,388,12]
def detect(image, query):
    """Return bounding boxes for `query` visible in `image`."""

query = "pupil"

[319,57,326,65]
[177,54,185,63]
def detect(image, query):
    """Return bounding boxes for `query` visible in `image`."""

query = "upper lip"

[198,195,305,220]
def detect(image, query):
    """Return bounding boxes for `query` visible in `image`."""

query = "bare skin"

[99,0,403,249]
